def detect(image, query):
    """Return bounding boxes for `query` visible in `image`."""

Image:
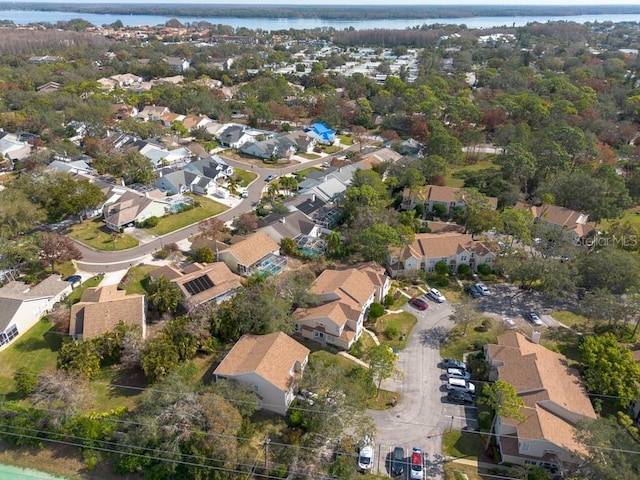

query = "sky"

[9,0,640,4]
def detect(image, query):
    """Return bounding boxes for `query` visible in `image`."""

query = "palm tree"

[326,231,342,257]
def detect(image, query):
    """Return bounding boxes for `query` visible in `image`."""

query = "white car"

[358,436,374,471]
[410,447,424,479]
[446,377,476,395]
[447,368,471,380]
[427,288,446,303]
[475,282,490,296]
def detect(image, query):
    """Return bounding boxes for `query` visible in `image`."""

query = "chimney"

[531,330,541,344]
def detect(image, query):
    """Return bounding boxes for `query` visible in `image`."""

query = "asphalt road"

[367,297,477,478]
[74,153,348,272]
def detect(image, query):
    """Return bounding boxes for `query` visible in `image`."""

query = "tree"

[356,223,402,263]
[366,344,400,398]
[13,367,38,398]
[148,275,182,314]
[140,335,181,383]
[190,246,215,263]
[232,212,258,234]
[499,208,533,247]
[478,380,525,449]
[39,232,82,273]
[280,237,298,256]
[29,370,90,424]
[197,217,229,242]
[450,298,481,335]
[0,189,45,240]
[578,247,640,294]
[57,339,102,380]
[580,333,640,408]
[457,188,497,236]
[326,231,343,257]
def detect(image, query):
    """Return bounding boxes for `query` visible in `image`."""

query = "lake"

[0,463,67,479]
[1,9,640,30]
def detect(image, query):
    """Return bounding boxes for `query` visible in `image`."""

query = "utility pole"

[264,436,271,469]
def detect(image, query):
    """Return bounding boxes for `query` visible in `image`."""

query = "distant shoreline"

[1,3,640,21]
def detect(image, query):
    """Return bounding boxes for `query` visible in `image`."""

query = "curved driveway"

[74,153,344,272]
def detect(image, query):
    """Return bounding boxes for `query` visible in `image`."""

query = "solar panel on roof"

[183,275,214,296]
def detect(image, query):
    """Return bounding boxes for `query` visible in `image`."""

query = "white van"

[446,377,476,395]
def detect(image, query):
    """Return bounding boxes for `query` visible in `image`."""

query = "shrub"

[385,324,400,340]
[435,261,449,275]
[433,275,449,288]
[139,216,159,228]
[383,293,394,307]
[13,367,38,398]
[477,263,492,275]
[153,249,169,260]
[473,339,489,350]
[432,203,447,218]
[369,303,385,320]
[478,410,493,431]
[457,264,471,276]
[191,247,215,263]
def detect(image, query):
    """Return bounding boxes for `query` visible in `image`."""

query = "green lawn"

[119,264,157,295]
[298,153,321,159]
[540,327,583,365]
[551,310,591,330]
[599,205,640,230]
[0,320,61,395]
[231,169,258,188]
[295,166,322,178]
[66,274,104,305]
[443,429,483,460]
[337,134,354,145]
[144,196,228,235]
[440,317,506,361]
[372,312,417,350]
[445,160,499,188]
[366,389,400,410]
[324,145,342,154]
[67,219,139,251]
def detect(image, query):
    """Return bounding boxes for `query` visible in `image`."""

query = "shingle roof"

[394,232,493,260]
[68,285,145,339]
[221,231,279,267]
[172,262,242,306]
[486,332,596,457]
[310,268,375,307]
[214,332,309,391]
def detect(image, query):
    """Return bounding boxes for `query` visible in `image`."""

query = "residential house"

[515,202,597,245]
[485,332,597,471]
[297,163,363,203]
[28,55,62,64]
[401,185,498,214]
[185,156,234,182]
[0,276,72,351]
[258,209,323,250]
[164,57,190,73]
[36,81,61,94]
[46,157,96,176]
[112,104,139,121]
[68,285,146,340]
[294,264,389,349]
[160,111,186,127]
[182,115,212,131]
[155,169,217,196]
[132,141,192,169]
[387,232,495,277]
[213,332,309,415]
[102,190,171,231]
[0,132,31,163]
[136,106,170,122]
[217,125,253,149]
[150,262,242,310]
[218,231,284,276]
[241,131,316,160]
[307,122,336,145]
[359,147,403,170]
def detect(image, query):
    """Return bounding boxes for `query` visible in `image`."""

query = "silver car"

[427,288,446,303]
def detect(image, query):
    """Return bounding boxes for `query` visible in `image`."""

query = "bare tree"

[450,298,481,336]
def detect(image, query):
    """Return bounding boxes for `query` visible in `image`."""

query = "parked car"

[358,436,374,471]
[475,282,490,295]
[265,174,278,182]
[240,190,249,198]
[410,447,424,479]
[464,284,482,298]
[426,287,446,303]
[447,390,474,405]
[409,297,429,311]
[447,368,471,380]
[321,161,331,168]
[441,358,467,370]
[446,377,476,395]
[64,275,82,284]
[391,446,406,476]
[525,312,544,327]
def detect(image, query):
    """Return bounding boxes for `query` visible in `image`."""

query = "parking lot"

[367,292,478,479]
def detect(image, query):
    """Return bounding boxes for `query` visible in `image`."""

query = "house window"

[428,267,434,273]
[253,385,259,393]
[5,325,18,343]
[460,255,467,261]
[294,324,300,332]
[429,259,435,264]
[520,442,530,452]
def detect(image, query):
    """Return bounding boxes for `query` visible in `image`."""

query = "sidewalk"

[337,351,369,369]
[363,327,380,346]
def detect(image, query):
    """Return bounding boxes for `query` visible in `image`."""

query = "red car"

[409,297,428,311]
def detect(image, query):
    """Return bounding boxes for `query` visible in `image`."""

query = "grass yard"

[119,264,157,295]
[67,219,139,251]
[337,134,354,145]
[295,166,322,178]
[0,320,61,395]
[56,261,76,279]
[445,160,499,188]
[144,195,228,235]
[441,317,506,361]
[372,312,417,351]
[551,310,591,331]
[540,327,582,365]
[443,429,483,460]
[444,463,484,480]
[66,274,104,305]
[231,168,258,188]
[599,205,640,230]
[366,390,400,410]
[324,145,342,154]
[298,153,321,159]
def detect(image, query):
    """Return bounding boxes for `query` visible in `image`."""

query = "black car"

[464,284,482,298]
[391,446,405,476]
[64,275,82,284]
[447,390,474,405]
[441,358,467,370]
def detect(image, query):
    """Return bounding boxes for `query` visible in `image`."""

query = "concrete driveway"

[367,297,476,478]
